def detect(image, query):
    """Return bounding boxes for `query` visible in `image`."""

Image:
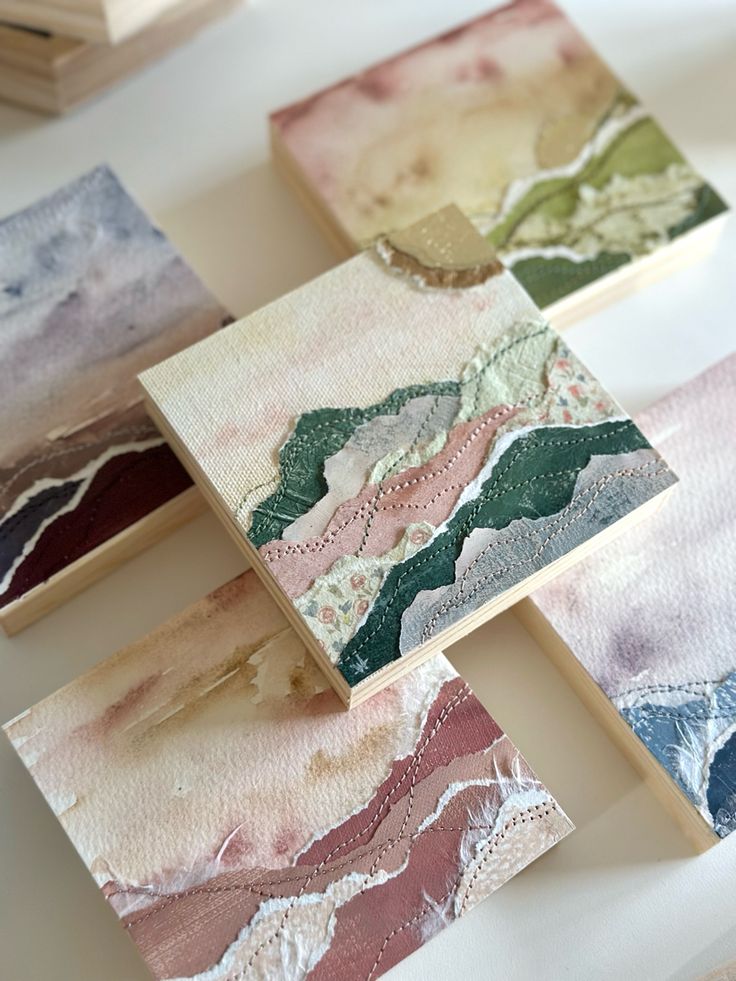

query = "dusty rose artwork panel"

[532,354,736,839]
[0,164,230,616]
[4,569,573,980]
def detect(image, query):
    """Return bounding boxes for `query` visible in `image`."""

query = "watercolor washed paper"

[4,569,573,980]
[531,355,736,839]
[140,206,677,703]
[0,165,230,618]
[270,0,726,309]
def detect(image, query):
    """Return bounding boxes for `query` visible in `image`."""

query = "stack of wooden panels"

[0,0,240,113]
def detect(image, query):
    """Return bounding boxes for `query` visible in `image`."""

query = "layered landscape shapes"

[0,165,229,621]
[4,569,573,980]
[270,0,727,309]
[532,355,736,840]
[141,206,677,701]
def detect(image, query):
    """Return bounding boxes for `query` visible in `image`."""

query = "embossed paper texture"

[532,355,736,838]
[4,570,573,981]
[141,209,676,697]
[270,0,726,308]
[0,165,229,613]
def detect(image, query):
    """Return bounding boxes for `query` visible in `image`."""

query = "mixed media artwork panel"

[141,207,676,698]
[532,354,736,839]
[270,0,727,308]
[4,569,573,980]
[0,165,229,615]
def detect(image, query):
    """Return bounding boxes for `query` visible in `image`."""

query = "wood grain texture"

[0,0,242,114]
[0,0,187,44]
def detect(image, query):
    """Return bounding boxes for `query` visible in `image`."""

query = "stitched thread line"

[351,386,466,558]
[120,789,561,980]
[234,392,422,524]
[117,814,537,910]
[260,402,519,561]
[237,323,550,534]
[615,680,726,701]
[458,804,553,915]
[260,394,545,563]
[231,683,471,975]
[420,459,666,641]
[341,423,634,666]
[384,393,444,481]
[496,113,649,248]
[366,801,559,981]
[630,709,736,724]
[123,688,472,942]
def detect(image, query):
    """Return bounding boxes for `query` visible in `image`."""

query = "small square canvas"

[4,569,573,981]
[0,165,230,633]
[270,0,727,326]
[141,205,677,706]
[523,354,736,851]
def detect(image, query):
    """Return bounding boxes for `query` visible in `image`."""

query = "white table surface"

[1,1,735,978]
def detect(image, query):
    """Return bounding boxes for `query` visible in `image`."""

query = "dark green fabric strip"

[247,379,460,547]
[338,418,650,686]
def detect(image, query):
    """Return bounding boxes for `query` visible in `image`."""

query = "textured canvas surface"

[0,165,230,612]
[532,354,736,838]
[270,0,727,308]
[3,569,573,980]
[141,207,676,696]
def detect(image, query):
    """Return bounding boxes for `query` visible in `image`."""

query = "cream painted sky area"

[273,0,620,244]
[141,255,540,515]
[4,572,455,888]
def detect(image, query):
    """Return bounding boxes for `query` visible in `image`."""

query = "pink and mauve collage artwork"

[4,569,572,980]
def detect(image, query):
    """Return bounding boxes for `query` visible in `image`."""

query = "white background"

[0,1,735,978]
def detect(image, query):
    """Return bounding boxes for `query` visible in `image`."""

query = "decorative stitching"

[123,686,471,945]
[496,114,650,248]
[115,813,542,907]
[259,397,548,563]
[236,388,444,530]
[366,801,558,981]
[384,393,443,480]
[237,323,550,535]
[615,680,723,701]
[340,424,635,666]
[420,460,666,641]
[119,786,563,981]
[458,804,553,915]
[236,683,472,974]
[630,709,736,724]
